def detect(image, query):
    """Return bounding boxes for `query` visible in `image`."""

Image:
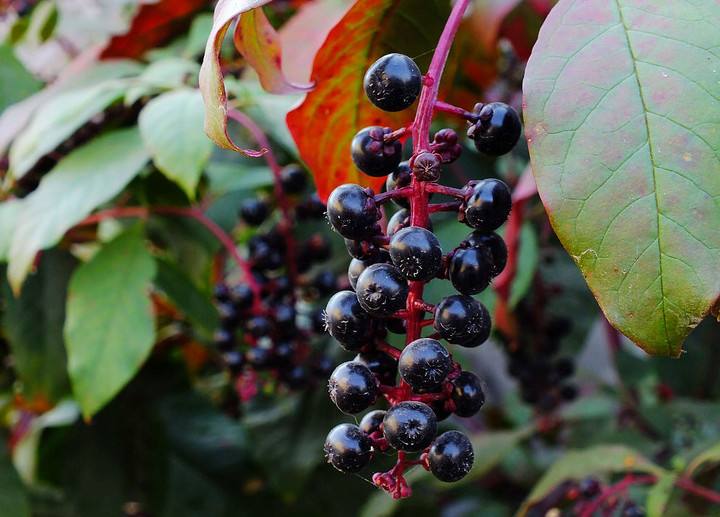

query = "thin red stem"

[434,100,475,121]
[428,201,461,213]
[578,475,655,517]
[425,183,466,198]
[676,477,720,504]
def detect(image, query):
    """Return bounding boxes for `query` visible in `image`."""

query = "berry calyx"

[324,423,372,473]
[328,361,379,414]
[433,295,491,346]
[462,179,512,232]
[363,53,422,112]
[327,184,380,239]
[398,338,452,392]
[351,126,403,177]
[450,371,485,417]
[427,431,474,482]
[467,102,522,157]
[389,226,443,281]
[411,151,442,182]
[355,263,409,317]
[382,401,437,452]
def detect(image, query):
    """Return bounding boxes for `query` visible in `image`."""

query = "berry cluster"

[212,165,337,401]
[528,477,646,517]
[322,44,521,498]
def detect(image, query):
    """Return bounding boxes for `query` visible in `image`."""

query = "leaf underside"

[523,0,720,356]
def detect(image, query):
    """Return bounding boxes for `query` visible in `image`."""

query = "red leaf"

[286,0,449,201]
[100,0,209,59]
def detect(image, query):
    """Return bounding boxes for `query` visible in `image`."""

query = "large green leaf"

[139,89,213,199]
[523,0,720,356]
[2,250,74,404]
[64,228,157,418]
[7,128,149,292]
[0,44,42,112]
[519,445,666,515]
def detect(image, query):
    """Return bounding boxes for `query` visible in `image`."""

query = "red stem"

[578,475,655,517]
[676,477,720,504]
[434,100,475,120]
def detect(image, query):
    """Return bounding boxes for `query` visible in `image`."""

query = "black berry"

[359,409,387,435]
[355,350,398,385]
[385,161,411,208]
[324,423,372,473]
[448,247,493,295]
[463,179,511,232]
[327,184,380,239]
[464,230,507,276]
[467,102,522,157]
[363,53,421,112]
[382,401,437,452]
[433,295,491,347]
[427,431,474,482]
[389,226,443,281]
[239,198,269,226]
[355,263,409,317]
[398,338,452,392]
[451,371,485,417]
[280,164,307,194]
[328,361,378,414]
[350,126,403,177]
[324,291,374,351]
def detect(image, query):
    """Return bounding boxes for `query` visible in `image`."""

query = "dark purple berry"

[579,477,601,498]
[239,198,269,226]
[350,126,402,177]
[217,302,239,329]
[313,270,338,296]
[462,179,511,232]
[427,431,474,482]
[213,283,231,303]
[383,401,437,452]
[355,351,398,386]
[363,53,421,112]
[451,371,485,417]
[411,152,441,182]
[389,226,443,281]
[296,193,326,220]
[222,350,245,375]
[324,291,374,350]
[355,263,408,317]
[246,315,272,337]
[359,409,387,435]
[464,230,507,276]
[348,249,389,290]
[280,164,307,194]
[246,345,274,369]
[433,295,491,347]
[213,329,235,351]
[328,361,378,414]
[344,238,378,260]
[398,338,452,392]
[448,247,493,295]
[387,208,409,237]
[467,102,522,157]
[327,184,380,239]
[324,423,372,473]
[282,365,309,389]
[273,340,296,363]
[231,284,254,311]
[385,161,411,208]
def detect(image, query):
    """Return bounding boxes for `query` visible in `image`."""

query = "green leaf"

[509,223,539,308]
[523,0,720,356]
[205,162,271,195]
[124,57,200,105]
[0,44,42,112]
[519,445,666,515]
[184,13,213,58]
[0,200,22,262]
[154,258,218,337]
[0,446,30,517]
[64,227,157,418]
[646,472,677,517]
[139,89,214,199]
[9,80,128,179]
[7,128,149,292]
[2,250,74,404]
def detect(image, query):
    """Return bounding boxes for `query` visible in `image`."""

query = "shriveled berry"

[383,401,437,452]
[398,338,452,392]
[359,409,387,435]
[433,295,491,346]
[448,247,493,295]
[467,102,522,157]
[239,198,269,226]
[351,126,403,177]
[355,351,398,385]
[355,263,408,317]
[327,184,380,239]
[324,423,372,473]
[389,226,443,281]
[463,230,507,276]
[427,431,474,482]
[324,291,374,351]
[462,179,511,231]
[280,164,307,194]
[451,371,485,417]
[385,161,411,208]
[432,128,462,163]
[411,152,442,182]
[328,361,378,414]
[363,53,421,112]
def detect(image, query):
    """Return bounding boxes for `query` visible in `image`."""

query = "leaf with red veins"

[233,8,313,94]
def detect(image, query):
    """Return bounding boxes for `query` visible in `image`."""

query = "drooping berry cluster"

[211,164,337,401]
[322,34,522,498]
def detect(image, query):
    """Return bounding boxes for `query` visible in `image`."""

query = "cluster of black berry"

[506,315,578,413]
[212,165,337,399]
[527,477,646,517]
[321,52,522,498]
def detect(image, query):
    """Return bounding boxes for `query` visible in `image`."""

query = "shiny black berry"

[467,102,522,156]
[451,371,485,417]
[344,238,378,260]
[385,161,411,208]
[231,284,254,311]
[427,431,474,482]
[464,230,507,276]
[355,263,409,317]
[328,361,378,414]
[327,184,380,239]
[448,247,493,295]
[324,291,374,351]
[350,126,403,177]
[398,338,452,392]
[359,409,387,435]
[355,350,398,385]
[324,423,372,473]
[348,249,389,290]
[389,226,443,281]
[463,179,511,232]
[239,198,269,226]
[363,53,421,112]
[383,401,437,452]
[433,295,491,347]
[280,164,307,194]
[387,208,409,237]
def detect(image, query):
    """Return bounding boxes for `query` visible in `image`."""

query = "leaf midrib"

[614,0,671,352]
